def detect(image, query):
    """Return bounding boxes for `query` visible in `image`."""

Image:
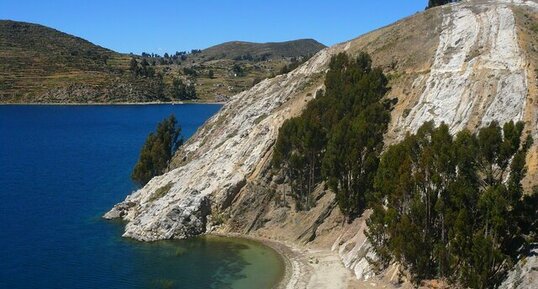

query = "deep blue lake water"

[0,104,283,289]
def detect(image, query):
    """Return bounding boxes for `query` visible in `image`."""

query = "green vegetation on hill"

[132,115,183,186]
[272,51,537,288]
[0,20,114,71]
[0,20,325,103]
[278,54,314,75]
[368,121,536,288]
[272,52,395,213]
[135,40,325,102]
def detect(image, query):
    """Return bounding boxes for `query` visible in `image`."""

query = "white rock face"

[104,46,336,241]
[499,247,538,289]
[397,1,529,135]
[404,6,479,133]
[495,0,538,10]
[331,218,376,281]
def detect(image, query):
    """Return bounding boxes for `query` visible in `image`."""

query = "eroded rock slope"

[104,45,337,240]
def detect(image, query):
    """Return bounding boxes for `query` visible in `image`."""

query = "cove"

[0,104,284,289]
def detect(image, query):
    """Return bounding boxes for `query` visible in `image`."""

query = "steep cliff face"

[106,0,538,286]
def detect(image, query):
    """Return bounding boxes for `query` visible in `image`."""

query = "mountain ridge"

[200,39,326,60]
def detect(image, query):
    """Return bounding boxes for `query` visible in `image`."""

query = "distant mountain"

[0,20,325,103]
[200,39,326,60]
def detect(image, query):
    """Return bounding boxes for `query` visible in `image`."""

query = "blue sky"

[0,0,427,54]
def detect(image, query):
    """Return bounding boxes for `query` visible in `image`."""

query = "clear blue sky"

[0,0,427,54]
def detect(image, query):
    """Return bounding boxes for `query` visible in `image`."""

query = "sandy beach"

[217,233,365,289]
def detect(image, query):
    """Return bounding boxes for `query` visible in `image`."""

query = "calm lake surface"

[0,104,284,289]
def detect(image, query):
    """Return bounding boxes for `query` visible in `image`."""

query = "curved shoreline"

[214,233,360,289]
[213,233,292,289]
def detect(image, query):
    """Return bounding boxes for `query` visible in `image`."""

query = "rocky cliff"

[104,45,336,240]
[106,0,538,287]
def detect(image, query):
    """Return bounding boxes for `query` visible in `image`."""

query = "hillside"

[199,39,326,60]
[106,0,538,288]
[148,39,325,102]
[0,20,163,103]
[0,20,325,103]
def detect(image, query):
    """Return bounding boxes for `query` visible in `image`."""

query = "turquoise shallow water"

[0,104,284,289]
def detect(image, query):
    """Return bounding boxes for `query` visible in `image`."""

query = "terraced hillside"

[0,20,181,103]
[0,20,325,103]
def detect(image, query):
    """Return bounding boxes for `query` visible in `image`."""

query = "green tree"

[232,64,244,77]
[183,67,198,77]
[131,115,183,186]
[185,83,197,99]
[322,52,391,218]
[153,73,165,97]
[273,113,326,210]
[171,78,186,100]
[138,58,155,77]
[367,121,535,288]
[171,79,197,100]
[272,52,393,213]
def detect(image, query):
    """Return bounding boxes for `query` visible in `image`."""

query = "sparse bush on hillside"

[129,57,155,78]
[171,78,197,100]
[278,54,313,75]
[129,57,138,76]
[232,64,244,77]
[234,53,254,61]
[183,67,198,77]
